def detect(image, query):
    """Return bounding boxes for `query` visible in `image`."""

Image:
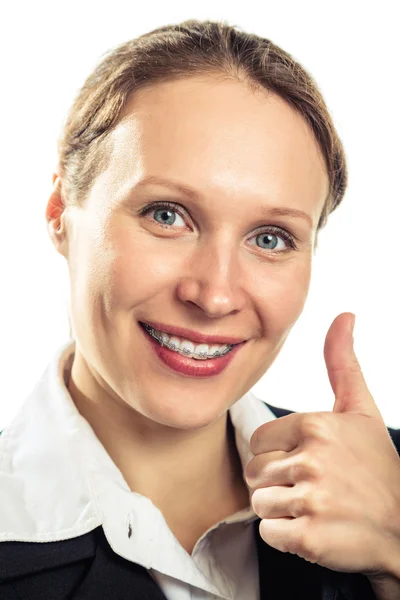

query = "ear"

[45,173,68,258]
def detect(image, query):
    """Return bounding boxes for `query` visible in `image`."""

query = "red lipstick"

[139,322,246,378]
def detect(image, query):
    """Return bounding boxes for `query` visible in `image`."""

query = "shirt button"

[126,511,135,538]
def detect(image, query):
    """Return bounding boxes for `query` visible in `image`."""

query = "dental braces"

[142,323,233,359]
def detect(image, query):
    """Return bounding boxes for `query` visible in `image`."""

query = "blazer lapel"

[0,527,168,600]
[254,518,340,599]
[71,526,169,600]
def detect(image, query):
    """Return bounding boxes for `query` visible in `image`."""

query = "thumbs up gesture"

[245,313,400,583]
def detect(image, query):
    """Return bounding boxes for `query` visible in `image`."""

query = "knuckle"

[246,453,284,487]
[312,487,332,515]
[244,454,264,485]
[299,414,328,440]
[289,460,303,482]
[289,454,322,482]
[244,459,256,483]
[291,484,311,516]
[292,487,327,517]
[291,494,309,517]
[291,486,332,518]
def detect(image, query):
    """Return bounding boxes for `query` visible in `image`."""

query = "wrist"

[381,539,400,581]
[364,535,400,599]
[367,574,400,600]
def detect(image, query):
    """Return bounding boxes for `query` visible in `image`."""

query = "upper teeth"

[142,323,233,359]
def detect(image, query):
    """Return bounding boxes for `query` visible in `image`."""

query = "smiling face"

[49,75,329,431]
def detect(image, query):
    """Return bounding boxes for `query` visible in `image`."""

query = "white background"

[0,1,399,429]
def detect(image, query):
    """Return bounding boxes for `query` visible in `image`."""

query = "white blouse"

[0,340,278,600]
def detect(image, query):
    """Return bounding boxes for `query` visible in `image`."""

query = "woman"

[1,18,399,600]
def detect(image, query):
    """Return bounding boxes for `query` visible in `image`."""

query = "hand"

[244,312,400,578]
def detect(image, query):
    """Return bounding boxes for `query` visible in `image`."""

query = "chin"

[142,395,228,431]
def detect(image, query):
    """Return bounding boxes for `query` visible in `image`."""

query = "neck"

[67,353,250,528]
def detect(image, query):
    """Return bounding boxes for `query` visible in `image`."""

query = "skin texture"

[46,75,329,553]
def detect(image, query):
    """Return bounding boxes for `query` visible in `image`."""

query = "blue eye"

[139,200,298,254]
[250,230,296,253]
[140,201,187,228]
[257,233,280,250]
[154,207,185,227]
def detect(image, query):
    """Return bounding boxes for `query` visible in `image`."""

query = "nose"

[175,240,248,319]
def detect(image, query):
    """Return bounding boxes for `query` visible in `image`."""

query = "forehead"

[102,76,329,224]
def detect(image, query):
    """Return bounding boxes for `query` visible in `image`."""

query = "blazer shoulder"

[0,527,168,600]
[0,528,97,582]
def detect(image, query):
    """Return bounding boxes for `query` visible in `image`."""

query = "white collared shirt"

[0,340,278,600]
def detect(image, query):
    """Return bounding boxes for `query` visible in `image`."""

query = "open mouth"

[139,321,235,361]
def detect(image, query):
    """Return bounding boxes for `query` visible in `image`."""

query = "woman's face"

[51,76,329,430]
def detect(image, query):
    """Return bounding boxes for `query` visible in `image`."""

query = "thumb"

[324,312,382,419]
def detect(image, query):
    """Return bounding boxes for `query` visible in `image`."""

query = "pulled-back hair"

[57,18,347,233]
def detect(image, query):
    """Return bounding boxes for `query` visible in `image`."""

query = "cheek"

[246,262,311,384]
[104,231,183,308]
[254,260,312,331]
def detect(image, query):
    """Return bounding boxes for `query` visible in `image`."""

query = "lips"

[138,320,246,346]
[140,321,246,378]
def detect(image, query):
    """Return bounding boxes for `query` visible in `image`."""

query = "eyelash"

[138,200,298,254]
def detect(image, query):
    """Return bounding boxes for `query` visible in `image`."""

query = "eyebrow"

[134,175,313,228]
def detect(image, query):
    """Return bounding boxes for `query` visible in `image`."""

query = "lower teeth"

[142,324,232,360]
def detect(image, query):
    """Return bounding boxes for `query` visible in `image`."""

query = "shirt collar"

[0,339,277,549]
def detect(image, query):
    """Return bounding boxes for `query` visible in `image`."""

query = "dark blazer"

[1,402,398,600]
